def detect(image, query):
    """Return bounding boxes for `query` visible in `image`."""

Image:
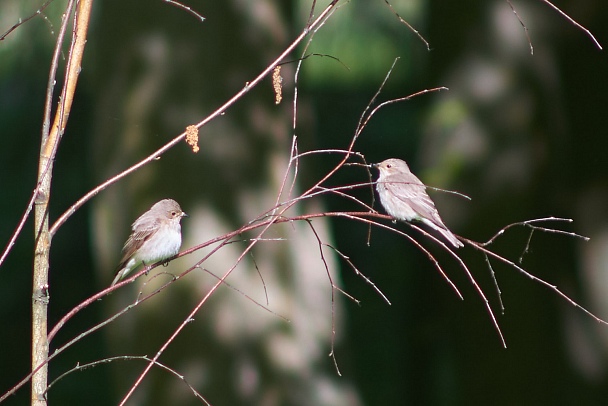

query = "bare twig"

[383,0,430,50]
[326,244,390,305]
[506,0,534,54]
[355,58,400,138]
[426,186,471,201]
[539,0,602,50]
[405,223,506,347]
[324,212,465,301]
[249,252,270,306]
[0,0,56,41]
[163,0,206,22]
[518,228,535,264]
[3,0,605,402]
[0,0,75,268]
[358,86,449,140]
[463,218,606,327]
[48,0,343,239]
[484,253,505,314]
[116,7,347,399]
[281,53,351,71]
[44,356,210,405]
[200,266,290,322]
[481,217,589,246]
[7,204,601,401]
[304,220,342,376]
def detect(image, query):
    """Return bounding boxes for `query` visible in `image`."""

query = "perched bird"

[112,199,188,286]
[373,158,463,248]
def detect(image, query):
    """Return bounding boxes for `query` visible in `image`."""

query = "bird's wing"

[384,173,447,229]
[115,214,161,271]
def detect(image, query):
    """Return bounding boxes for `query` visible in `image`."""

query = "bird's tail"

[422,219,463,248]
[111,267,130,286]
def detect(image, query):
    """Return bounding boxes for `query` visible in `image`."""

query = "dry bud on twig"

[185,125,199,153]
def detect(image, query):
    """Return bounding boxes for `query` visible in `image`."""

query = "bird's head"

[372,158,411,175]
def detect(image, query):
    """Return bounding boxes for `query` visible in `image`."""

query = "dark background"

[1,0,608,404]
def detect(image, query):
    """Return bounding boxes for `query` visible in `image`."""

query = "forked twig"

[199,266,290,322]
[468,234,608,326]
[3,0,605,402]
[44,356,210,405]
[406,223,507,347]
[326,244,390,305]
[481,217,589,246]
[45,0,342,240]
[0,0,78,268]
[465,217,605,325]
[0,0,56,41]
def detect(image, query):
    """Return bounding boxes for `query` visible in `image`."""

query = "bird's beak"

[371,163,379,168]
[182,212,189,218]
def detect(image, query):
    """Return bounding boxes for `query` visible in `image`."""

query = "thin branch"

[326,212,464,301]
[48,0,343,238]
[281,52,351,71]
[506,0,534,55]
[484,253,505,314]
[44,356,210,405]
[355,57,400,138]
[6,206,602,400]
[518,228,535,264]
[0,0,76,268]
[314,185,375,212]
[249,252,270,306]
[426,186,471,201]
[406,223,506,347]
[326,244,390,305]
[200,267,290,322]
[383,0,430,50]
[119,31,350,394]
[3,0,605,401]
[358,86,449,140]
[481,217,589,246]
[539,0,602,50]
[272,136,299,210]
[304,219,342,376]
[465,233,608,326]
[0,0,56,41]
[163,0,206,22]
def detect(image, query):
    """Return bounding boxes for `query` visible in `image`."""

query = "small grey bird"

[112,199,188,286]
[373,158,463,248]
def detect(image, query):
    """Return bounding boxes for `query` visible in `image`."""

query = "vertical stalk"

[31,159,52,406]
[30,1,94,404]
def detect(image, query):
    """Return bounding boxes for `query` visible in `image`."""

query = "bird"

[112,199,188,286]
[372,158,463,248]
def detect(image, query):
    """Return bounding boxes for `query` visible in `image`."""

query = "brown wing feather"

[384,172,448,229]
[115,214,161,271]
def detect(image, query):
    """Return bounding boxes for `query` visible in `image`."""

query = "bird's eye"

[171,211,177,217]
[386,164,392,168]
